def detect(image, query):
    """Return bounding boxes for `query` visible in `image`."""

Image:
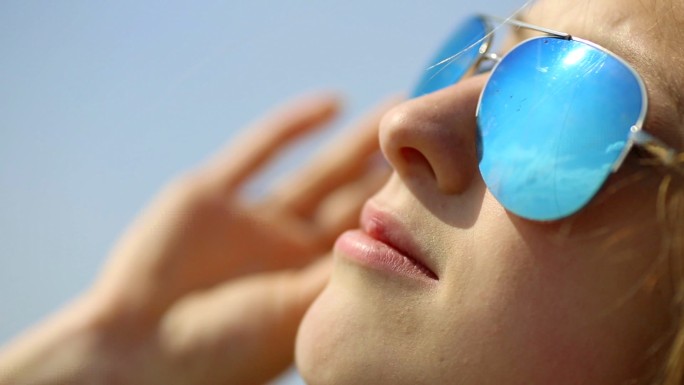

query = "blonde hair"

[652,1,684,380]
[660,167,684,384]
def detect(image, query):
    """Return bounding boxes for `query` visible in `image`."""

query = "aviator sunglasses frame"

[413,14,680,221]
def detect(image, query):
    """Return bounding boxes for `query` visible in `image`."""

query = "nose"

[379,75,486,194]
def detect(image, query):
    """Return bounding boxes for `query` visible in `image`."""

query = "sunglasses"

[411,15,678,221]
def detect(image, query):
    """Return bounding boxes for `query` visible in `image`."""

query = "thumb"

[279,255,334,318]
[158,256,333,385]
[248,255,334,371]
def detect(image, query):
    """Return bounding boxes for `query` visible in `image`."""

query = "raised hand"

[0,93,395,385]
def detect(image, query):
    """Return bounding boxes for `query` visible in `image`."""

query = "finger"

[158,256,333,385]
[204,92,341,192]
[239,164,391,271]
[269,96,402,217]
[311,162,391,247]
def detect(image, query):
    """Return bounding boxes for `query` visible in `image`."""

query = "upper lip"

[360,202,439,280]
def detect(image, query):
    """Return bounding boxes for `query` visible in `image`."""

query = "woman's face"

[296,1,682,384]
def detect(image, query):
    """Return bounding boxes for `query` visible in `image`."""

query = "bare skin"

[2,0,683,384]
[296,1,683,384]
[0,93,392,385]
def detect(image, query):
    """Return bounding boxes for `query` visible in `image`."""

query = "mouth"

[334,203,438,282]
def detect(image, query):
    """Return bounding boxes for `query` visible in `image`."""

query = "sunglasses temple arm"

[481,15,570,38]
[630,127,680,166]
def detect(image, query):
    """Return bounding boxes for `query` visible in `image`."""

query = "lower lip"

[335,229,437,283]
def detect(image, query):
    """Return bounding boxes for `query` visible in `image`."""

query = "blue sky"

[1,1,523,383]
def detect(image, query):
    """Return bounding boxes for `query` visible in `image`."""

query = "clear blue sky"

[1,1,522,383]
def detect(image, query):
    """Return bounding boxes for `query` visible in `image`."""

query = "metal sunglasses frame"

[463,14,680,170]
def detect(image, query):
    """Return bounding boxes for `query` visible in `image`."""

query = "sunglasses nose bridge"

[480,52,501,63]
[474,52,501,75]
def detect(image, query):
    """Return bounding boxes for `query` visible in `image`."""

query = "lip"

[334,203,438,282]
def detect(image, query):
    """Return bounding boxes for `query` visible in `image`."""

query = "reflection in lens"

[411,16,488,98]
[477,37,644,221]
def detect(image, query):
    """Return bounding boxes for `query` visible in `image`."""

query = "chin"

[295,261,439,385]
[295,284,340,385]
[295,281,378,385]
[295,280,391,385]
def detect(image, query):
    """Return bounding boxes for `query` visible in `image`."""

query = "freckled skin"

[296,1,682,384]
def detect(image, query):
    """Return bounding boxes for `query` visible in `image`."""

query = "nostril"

[400,147,436,179]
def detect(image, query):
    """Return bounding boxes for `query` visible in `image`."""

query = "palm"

[85,94,393,384]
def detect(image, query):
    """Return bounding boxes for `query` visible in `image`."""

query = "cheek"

[435,245,594,384]
[428,215,582,383]
[443,208,670,384]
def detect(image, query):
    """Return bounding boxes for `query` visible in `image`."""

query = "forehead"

[523,0,684,147]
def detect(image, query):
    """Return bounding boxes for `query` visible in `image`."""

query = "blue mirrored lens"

[477,37,644,221]
[411,16,488,98]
